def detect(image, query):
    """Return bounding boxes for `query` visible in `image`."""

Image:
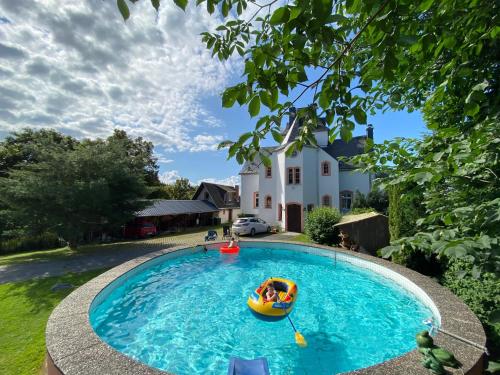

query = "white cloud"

[0,0,238,152]
[159,170,182,184]
[198,175,240,186]
[156,155,174,164]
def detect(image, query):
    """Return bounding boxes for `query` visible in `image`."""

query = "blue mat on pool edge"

[227,357,270,375]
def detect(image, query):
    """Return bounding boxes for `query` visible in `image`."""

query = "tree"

[106,129,160,186]
[166,178,198,200]
[351,190,368,210]
[0,129,76,178]
[0,133,150,249]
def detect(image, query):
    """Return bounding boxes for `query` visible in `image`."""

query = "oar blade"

[295,332,307,347]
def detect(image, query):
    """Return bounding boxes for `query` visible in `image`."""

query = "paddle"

[270,278,307,348]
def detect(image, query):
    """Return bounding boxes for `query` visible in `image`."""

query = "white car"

[232,218,271,236]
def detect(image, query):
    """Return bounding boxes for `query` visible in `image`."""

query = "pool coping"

[45,240,486,375]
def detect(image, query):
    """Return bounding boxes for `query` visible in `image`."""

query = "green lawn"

[0,269,109,375]
[0,225,222,267]
[290,233,313,243]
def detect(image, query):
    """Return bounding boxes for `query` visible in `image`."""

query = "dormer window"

[265,166,272,178]
[204,192,209,200]
[321,161,331,176]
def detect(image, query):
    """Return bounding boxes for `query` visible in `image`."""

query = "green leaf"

[486,361,500,374]
[270,6,290,25]
[151,0,160,11]
[221,0,229,17]
[414,171,433,184]
[117,0,130,20]
[271,130,284,143]
[270,88,278,108]
[418,0,435,11]
[248,96,260,117]
[222,89,237,108]
[174,0,188,10]
[261,153,271,167]
[464,102,480,117]
[318,90,330,110]
[259,91,272,109]
[352,107,367,124]
[238,132,253,144]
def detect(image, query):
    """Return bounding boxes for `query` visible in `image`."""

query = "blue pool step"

[227,357,270,375]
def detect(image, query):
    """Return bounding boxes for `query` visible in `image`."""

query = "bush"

[304,207,341,245]
[0,232,62,254]
[351,190,368,209]
[442,259,500,356]
[387,183,425,241]
[366,188,389,215]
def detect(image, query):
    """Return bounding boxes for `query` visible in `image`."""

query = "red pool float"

[220,245,240,254]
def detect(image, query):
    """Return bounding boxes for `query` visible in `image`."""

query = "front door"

[286,204,302,232]
[228,209,233,222]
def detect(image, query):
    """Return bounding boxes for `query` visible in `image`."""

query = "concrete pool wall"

[45,240,486,375]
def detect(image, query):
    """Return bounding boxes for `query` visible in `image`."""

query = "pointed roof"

[192,182,240,209]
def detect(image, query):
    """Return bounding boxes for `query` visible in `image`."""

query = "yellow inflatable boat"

[247,278,298,320]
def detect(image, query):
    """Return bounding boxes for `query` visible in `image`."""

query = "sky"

[0,0,428,186]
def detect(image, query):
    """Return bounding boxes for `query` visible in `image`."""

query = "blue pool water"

[90,246,434,374]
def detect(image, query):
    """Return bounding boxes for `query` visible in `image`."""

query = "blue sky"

[0,0,428,186]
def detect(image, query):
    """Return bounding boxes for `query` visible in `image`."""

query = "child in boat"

[228,236,238,248]
[264,283,278,302]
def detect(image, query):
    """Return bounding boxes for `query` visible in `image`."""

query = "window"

[265,166,272,178]
[278,203,283,221]
[265,195,272,209]
[340,191,353,211]
[321,161,331,176]
[322,195,331,207]
[307,204,314,212]
[253,192,259,208]
[287,167,301,184]
[204,192,209,200]
[294,168,301,184]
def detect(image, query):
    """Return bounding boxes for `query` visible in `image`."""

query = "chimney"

[367,124,373,140]
[234,185,240,202]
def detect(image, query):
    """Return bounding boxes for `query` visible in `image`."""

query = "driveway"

[0,231,295,284]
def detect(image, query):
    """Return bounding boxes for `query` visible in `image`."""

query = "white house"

[239,107,373,232]
[192,182,241,223]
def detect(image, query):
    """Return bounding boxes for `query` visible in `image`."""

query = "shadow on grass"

[1,268,109,315]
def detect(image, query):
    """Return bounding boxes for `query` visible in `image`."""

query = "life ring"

[220,245,240,254]
[247,278,297,320]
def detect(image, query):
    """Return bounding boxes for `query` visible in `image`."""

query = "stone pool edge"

[45,240,486,375]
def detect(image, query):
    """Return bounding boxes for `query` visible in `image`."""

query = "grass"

[0,268,109,375]
[290,233,313,243]
[0,225,222,267]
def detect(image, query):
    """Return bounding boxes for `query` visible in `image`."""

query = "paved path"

[0,232,297,284]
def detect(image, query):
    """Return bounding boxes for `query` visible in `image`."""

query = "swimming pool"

[89,244,439,375]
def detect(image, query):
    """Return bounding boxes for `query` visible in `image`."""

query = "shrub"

[387,183,424,241]
[0,232,62,254]
[351,190,368,209]
[442,259,500,356]
[366,188,389,215]
[305,207,341,245]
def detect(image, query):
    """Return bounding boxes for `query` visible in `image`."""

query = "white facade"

[239,123,372,232]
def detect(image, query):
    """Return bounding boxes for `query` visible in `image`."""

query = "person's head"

[267,283,275,291]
